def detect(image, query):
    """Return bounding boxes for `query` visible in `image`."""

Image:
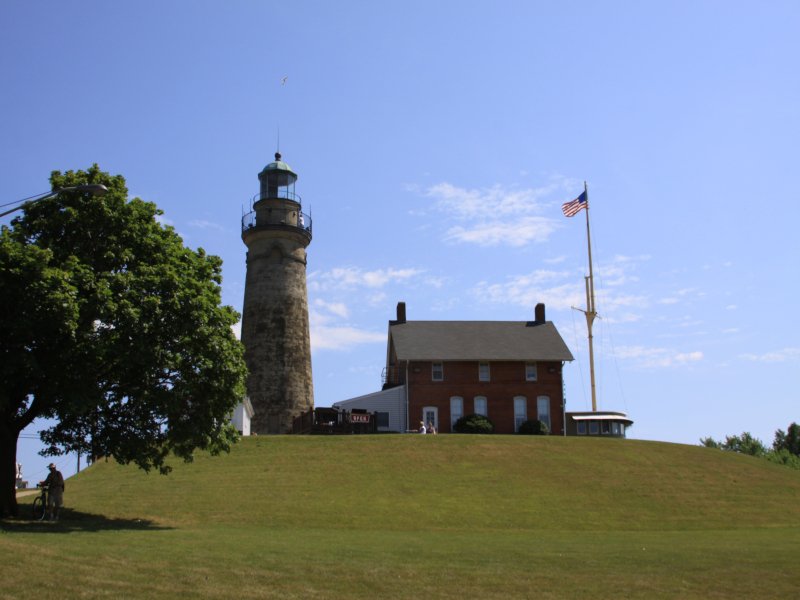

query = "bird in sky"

[281,76,288,86]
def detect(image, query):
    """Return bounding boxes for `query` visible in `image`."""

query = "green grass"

[3,435,800,598]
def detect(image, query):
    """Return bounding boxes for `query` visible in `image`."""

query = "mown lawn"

[3,436,800,598]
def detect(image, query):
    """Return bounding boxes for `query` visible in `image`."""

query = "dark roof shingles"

[389,321,574,361]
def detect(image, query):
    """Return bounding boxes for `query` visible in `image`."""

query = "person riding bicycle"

[40,463,65,521]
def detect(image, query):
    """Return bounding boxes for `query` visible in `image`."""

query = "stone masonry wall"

[241,228,313,434]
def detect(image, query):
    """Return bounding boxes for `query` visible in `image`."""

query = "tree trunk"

[0,421,21,518]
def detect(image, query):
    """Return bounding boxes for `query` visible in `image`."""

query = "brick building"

[335,302,574,434]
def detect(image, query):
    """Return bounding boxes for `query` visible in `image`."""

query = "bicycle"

[31,485,48,521]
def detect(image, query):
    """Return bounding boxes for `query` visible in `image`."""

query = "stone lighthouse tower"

[241,152,313,434]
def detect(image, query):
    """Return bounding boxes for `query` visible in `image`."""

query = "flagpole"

[583,181,598,412]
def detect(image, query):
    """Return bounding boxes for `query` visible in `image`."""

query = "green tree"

[720,432,767,457]
[699,432,767,456]
[1,166,247,517]
[772,422,800,456]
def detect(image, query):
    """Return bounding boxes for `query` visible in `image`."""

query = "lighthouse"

[240,152,314,433]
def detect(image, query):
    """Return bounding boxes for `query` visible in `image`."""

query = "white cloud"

[425,182,551,218]
[314,299,349,318]
[472,255,650,316]
[444,216,557,247]
[740,348,800,363]
[231,321,241,340]
[155,214,174,226]
[474,270,582,311]
[416,179,576,247]
[189,219,228,232]
[544,255,567,264]
[309,266,424,291]
[310,325,385,351]
[309,309,385,351]
[614,346,704,368]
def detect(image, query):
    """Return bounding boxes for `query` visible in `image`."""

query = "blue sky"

[3,0,799,482]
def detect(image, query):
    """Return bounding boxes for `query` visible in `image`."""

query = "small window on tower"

[432,362,443,381]
[525,363,538,381]
[479,362,490,382]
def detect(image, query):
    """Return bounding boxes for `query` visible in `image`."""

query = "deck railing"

[241,208,312,235]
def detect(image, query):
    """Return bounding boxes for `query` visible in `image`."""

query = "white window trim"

[513,396,527,433]
[474,396,487,417]
[422,406,439,432]
[537,396,551,431]
[450,396,463,431]
[525,362,538,381]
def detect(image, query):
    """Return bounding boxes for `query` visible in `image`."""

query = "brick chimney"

[534,303,546,324]
[396,301,407,324]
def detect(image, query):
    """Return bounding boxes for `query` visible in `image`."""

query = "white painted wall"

[231,396,254,436]
[333,385,407,432]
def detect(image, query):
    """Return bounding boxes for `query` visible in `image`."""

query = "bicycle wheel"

[32,496,46,521]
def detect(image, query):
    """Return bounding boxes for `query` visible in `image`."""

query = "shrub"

[453,414,494,434]
[518,419,549,435]
[765,449,800,470]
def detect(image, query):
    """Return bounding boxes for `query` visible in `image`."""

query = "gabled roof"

[389,320,574,362]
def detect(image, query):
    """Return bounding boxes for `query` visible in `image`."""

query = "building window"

[513,396,527,432]
[474,396,487,417]
[479,362,490,382]
[450,397,463,431]
[577,421,587,435]
[525,363,538,381]
[589,421,599,435]
[536,396,551,432]
[376,412,389,428]
[601,421,610,435]
[432,362,443,381]
[611,422,619,435]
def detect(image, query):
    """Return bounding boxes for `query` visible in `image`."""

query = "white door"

[422,406,438,432]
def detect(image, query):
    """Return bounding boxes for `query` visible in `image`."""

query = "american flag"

[562,190,588,217]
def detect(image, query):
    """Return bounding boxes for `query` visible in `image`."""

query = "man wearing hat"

[40,463,65,521]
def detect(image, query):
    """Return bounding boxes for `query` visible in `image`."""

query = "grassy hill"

[3,435,800,598]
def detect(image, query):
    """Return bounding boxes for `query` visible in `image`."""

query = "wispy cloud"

[155,214,174,227]
[473,270,581,311]
[614,346,704,368]
[314,299,349,318]
[415,178,576,247]
[309,308,385,351]
[189,219,228,232]
[309,266,424,291]
[740,348,800,363]
[472,255,650,314]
